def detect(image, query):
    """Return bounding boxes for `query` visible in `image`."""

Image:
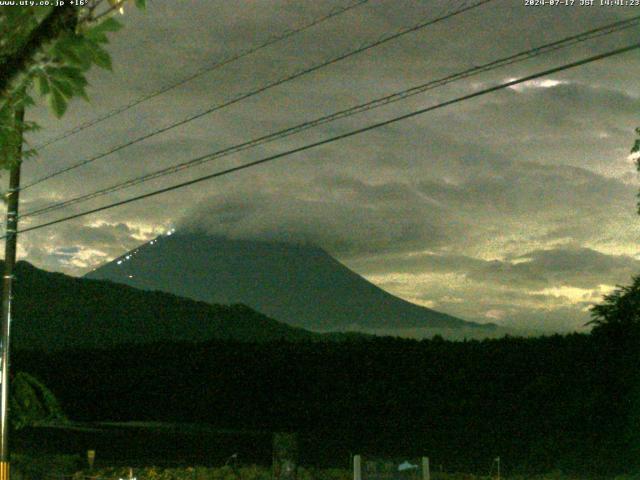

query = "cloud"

[9,0,640,335]
[17,221,163,272]
[351,246,639,289]
[179,182,465,256]
[344,245,638,331]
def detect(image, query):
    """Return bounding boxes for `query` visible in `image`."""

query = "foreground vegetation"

[12,322,639,477]
[12,463,640,480]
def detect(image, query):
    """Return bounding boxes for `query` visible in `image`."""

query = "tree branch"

[91,1,126,23]
[0,5,78,99]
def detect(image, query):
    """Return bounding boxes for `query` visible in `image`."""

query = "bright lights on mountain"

[115,228,175,268]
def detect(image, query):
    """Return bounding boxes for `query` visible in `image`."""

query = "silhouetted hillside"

[5,261,318,350]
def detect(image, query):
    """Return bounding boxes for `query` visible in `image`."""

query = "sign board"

[356,456,429,480]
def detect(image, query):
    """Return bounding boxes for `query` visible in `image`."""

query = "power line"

[10,41,640,238]
[23,0,471,189]
[20,0,492,191]
[30,0,371,152]
[19,14,640,220]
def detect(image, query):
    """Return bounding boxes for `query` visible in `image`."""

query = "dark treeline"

[12,328,640,475]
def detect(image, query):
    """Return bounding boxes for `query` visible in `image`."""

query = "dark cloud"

[179,184,462,256]
[350,246,639,289]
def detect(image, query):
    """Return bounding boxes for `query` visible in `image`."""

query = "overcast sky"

[8,0,640,333]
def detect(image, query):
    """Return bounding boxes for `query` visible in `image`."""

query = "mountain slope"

[6,261,318,350]
[86,233,492,333]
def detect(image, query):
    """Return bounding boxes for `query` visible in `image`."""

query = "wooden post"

[421,457,429,480]
[353,455,361,480]
[86,450,95,470]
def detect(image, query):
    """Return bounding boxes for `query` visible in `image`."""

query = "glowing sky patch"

[507,78,570,92]
[533,284,616,304]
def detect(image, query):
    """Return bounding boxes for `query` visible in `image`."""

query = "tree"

[587,129,640,470]
[588,276,640,335]
[0,0,146,168]
[0,2,147,472]
[9,372,66,431]
[590,130,640,334]
[589,277,640,470]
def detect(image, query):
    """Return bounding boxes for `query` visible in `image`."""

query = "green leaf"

[85,18,123,48]
[90,45,113,70]
[70,40,95,70]
[48,88,67,118]
[35,73,50,96]
[75,84,90,102]
[57,66,88,88]
[20,92,35,108]
[54,41,83,67]
[98,17,123,33]
[86,17,122,39]
[84,30,108,45]
[51,78,74,99]
[135,0,146,9]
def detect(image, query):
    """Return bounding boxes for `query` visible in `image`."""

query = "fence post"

[421,457,429,480]
[87,450,95,470]
[353,455,361,480]
[273,433,298,480]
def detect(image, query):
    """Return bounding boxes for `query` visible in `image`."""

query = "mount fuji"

[85,232,495,337]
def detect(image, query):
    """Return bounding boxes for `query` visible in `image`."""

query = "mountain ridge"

[5,261,326,350]
[85,232,494,334]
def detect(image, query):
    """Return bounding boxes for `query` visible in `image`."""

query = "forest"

[12,320,640,476]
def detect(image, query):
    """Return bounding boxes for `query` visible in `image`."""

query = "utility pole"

[0,104,24,480]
